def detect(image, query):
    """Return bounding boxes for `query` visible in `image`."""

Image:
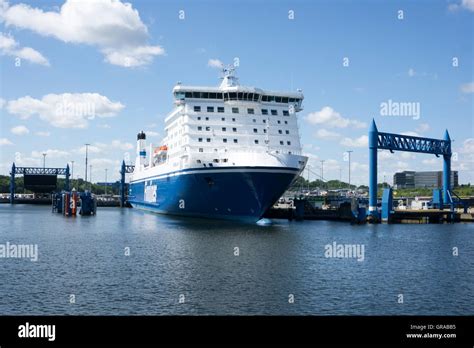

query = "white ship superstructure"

[129,66,308,221]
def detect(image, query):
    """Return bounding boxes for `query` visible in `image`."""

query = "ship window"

[232,118,236,122]
[206,138,211,142]
[223,159,228,163]
[262,109,268,115]
[263,119,267,123]
[223,138,227,143]
[275,96,282,103]
[237,92,243,100]
[216,93,223,99]
[199,148,203,152]
[282,97,289,103]
[278,130,282,134]
[248,93,254,100]
[209,92,217,99]
[268,96,275,102]
[229,92,237,100]
[248,108,254,114]
[287,141,291,145]
[233,139,238,143]
[289,98,295,102]
[196,159,201,163]
[198,126,202,131]
[232,107,239,114]
[277,120,281,124]
[253,128,258,133]
[194,106,201,112]
[218,107,225,113]
[221,117,225,121]
[232,128,237,132]
[254,140,259,144]
[193,92,202,98]
[263,129,267,133]
[197,117,201,120]
[198,138,203,142]
[209,163,213,167]
[271,110,278,116]
[205,126,211,131]
[222,127,226,131]
[205,117,209,121]
[253,119,256,123]
[261,95,267,102]
[284,121,288,124]
[286,130,290,134]
[175,92,185,100]
[213,159,219,163]
[202,92,209,98]
[280,141,284,145]
[283,110,289,116]
[185,92,192,98]
[207,106,214,112]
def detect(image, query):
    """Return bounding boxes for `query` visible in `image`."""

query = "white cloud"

[146,131,160,137]
[458,138,474,154]
[449,0,474,12]
[111,139,133,150]
[0,138,13,146]
[416,123,430,133]
[2,0,164,67]
[314,128,341,140]
[408,68,416,77]
[422,158,439,165]
[0,98,5,109]
[31,149,69,158]
[35,131,50,136]
[10,125,29,135]
[400,152,415,160]
[97,123,111,129]
[75,140,133,154]
[340,135,368,148]
[460,82,474,94]
[6,93,125,128]
[305,106,366,128]
[401,131,420,137]
[208,58,223,68]
[0,32,49,66]
[103,45,165,67]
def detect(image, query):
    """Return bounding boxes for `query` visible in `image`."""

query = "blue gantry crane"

[368,119,455,222]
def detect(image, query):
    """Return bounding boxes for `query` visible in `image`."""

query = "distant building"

[393,171,458,189]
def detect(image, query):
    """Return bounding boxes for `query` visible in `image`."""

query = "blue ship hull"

[128,166,300,222]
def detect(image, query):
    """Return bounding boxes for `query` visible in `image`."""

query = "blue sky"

[0,0,473,185]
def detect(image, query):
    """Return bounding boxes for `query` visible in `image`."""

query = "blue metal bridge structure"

[119,160,135,207]
[9,163,70,204]
[368,119,454,221]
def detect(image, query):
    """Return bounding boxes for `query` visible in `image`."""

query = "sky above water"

[0,0,473,185]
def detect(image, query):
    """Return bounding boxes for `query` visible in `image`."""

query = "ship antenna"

[219,64,239,88]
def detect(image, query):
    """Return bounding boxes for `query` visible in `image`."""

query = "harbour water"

[0,205,472,315]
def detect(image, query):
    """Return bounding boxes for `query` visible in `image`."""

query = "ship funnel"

[136,131,147,167]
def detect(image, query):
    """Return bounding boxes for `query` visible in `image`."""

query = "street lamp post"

[84,143,90,188]
[42,153,46,169]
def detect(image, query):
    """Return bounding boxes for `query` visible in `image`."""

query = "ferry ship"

[128,66,308,221]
